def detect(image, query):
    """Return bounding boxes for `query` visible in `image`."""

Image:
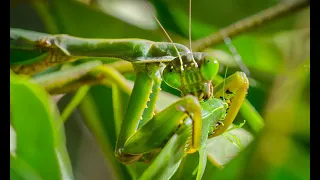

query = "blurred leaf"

[10,125,16,155]
[202,141,254,180]
[91,0,158,30]
[10,153,42,180]
[236,28,310,180]
[46,0,162,40]
[206,127,254,167]
[215,35,282,76]
[172,153,199,180]
[77,90,131,179]
[10,74,73,180]
[77,84,159,179]
[265,139,310,180]
[171,127,253,180]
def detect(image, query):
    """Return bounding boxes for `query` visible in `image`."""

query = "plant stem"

[32,62,133,95]
[60,85,90,123]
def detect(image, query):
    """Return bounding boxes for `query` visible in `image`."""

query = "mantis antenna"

[188,0,198,67]
[143,1,185,71]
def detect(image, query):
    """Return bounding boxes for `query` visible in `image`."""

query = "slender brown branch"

[192,0,310,51]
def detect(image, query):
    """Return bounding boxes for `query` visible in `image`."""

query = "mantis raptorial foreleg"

[116,94,202,162]
[112,62,228,179]
[114,63,202,163]
[211,72,249,137]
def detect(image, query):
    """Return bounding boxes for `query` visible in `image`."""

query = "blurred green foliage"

[10,0,309,179]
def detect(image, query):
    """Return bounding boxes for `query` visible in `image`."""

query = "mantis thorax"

[163,52,219,100]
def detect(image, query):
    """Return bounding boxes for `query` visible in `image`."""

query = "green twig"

[112,84,123,138]
[60,85,90,122]
[32,61,102,91]
[34,64,132,95]
[240,100,264,133]
[107,60,134,73]
[92,66,132,95]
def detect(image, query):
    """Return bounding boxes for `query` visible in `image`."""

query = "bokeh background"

[10,0,310,179]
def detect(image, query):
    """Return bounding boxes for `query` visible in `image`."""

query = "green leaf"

[10,74,73,180]
[47,0,162,40]
[206,127,254,167]
[10,154,42,180]
[10,125,16,155]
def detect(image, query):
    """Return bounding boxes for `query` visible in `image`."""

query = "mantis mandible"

[10,1,250,179]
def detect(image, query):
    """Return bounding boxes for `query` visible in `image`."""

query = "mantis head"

[163,52,219,100]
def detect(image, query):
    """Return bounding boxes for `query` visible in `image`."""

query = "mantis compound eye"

[200,56,219,81]
[163,65,182,89]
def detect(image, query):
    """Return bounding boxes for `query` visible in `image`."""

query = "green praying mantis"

[10,1,258,179]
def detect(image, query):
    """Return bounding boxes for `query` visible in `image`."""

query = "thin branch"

[36,65,161,114]
[36,65,133,95]
[107,60,134,73]
[192,0,310,51]
[60,85,91,122]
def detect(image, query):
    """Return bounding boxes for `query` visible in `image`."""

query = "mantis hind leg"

[210,71,249,137]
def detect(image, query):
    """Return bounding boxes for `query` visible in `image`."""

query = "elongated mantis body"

[10,28,189,75]
[10,1,251,179]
